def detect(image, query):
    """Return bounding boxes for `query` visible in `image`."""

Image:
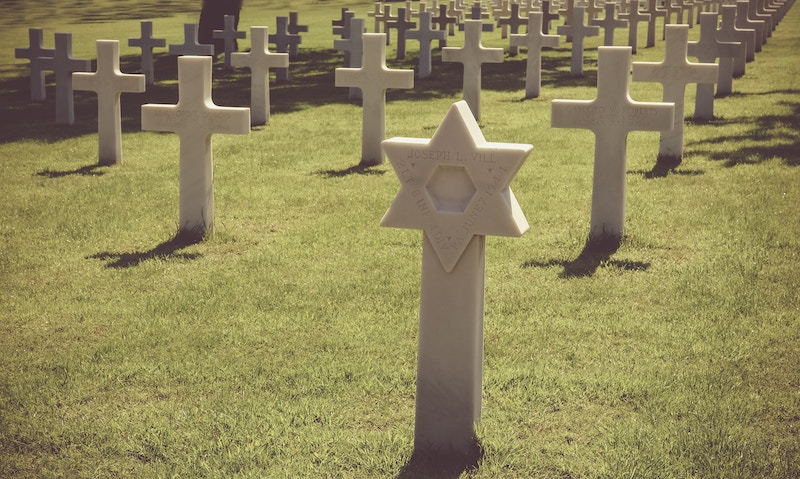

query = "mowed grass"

[0,1,799,478]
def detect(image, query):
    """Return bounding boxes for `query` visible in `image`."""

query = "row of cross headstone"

[10,0,795,460]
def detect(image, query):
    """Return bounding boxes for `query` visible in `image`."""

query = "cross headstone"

[541,0,561,34]
[433,4,459,45]
[585,0,605,20]
[679,0,696,27]
[407,11,447,78]
[377,5,399,44]
[494,0,514,38]
[169,24,215,56]
[442,20,504,120]
[333,17,366,99]
[592,3,629,46]
[212,15,246,69]
[368,3,385,33]
[37,32,92,125]
[128,21,166,85]
[718,5,754,78]
[632,25,718,160]
[687,12,741,119]
[642,0,667,47]
[749,0,774,37]
[498,3,529,55]
[14,27,55,102]
[459,5,496,31]
[552,47,674,238]
[269,16,301,81]
[141,56,250,238]
[335,34,415,166]
[387,8,417,59]
[332,8,354,36]
[231,27,289,125]
[619,0,651,53]
[510,13,560,98]
[736,0,765,53]
[287,12,308,58]
[73,40,145,165]
[381,100,531,457]
[557,7,600,76]
[447,1,465,35]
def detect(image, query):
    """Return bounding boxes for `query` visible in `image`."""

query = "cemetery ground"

[0,0,799,477]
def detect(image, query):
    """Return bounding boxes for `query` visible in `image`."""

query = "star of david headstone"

[382,100,531,456]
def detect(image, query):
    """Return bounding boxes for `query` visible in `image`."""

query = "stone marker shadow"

[315,164,386,178]
[36,164,107,178]
[523,235,650,278]
[394,441,483,479]
[87,232,203,269]
[629,156,705,179]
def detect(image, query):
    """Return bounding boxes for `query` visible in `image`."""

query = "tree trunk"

[198,0,243,55]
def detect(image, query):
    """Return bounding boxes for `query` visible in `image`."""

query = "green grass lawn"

[1,1,799,478]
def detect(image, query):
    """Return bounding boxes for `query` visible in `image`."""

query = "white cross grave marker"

[335,34,415,166]
[432,4,458,46]
[382,100,531,456]
[510,13,560,98]
[213,15,246,70]
[387,8,417,59]
[552,47,674,238]
[557,7,600,76]
[632,25,718,160]
[334,17,366,99]
[736,0,764,54]
[73,40,145,166]
[498,3,529,54]
[442,20,504,120]
[287,12,309,59]
[592,3,629,46]
[541,0,561,34]
[141,56,250,238]
[687,12,741,119]
[718,5,753,79]
[15,28,55,102]
[169,24,214,56]
[38,33,92,125]
[643,0,667,47]
[128,21,166,85]
[407,11,446,79]
[231,27,289,126]
[619,0,651,53]
[269,16,301,82]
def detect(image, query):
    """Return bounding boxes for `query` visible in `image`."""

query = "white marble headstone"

[335,34,415,166]
[128,21,166,85]
[231,27,289,126]
[141,56,250,238]
[382,100,531,456]
[442,20,504,120]
[15,28,55,102]
[552,47,674,238]
[38,32,92,125]
[510,13,561,98]
[73,40,146,165]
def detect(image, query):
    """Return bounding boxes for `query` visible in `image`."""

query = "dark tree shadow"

[395,441,483,479]
[315,164,386,178]
[87,231,203,268]
[523,234,650,278]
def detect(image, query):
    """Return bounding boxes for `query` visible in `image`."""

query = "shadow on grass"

[315,164,386,177]
[684,97,800,167]
[36,164,108,178]
[628,155,705,179]
[523,235,650,278]
[395,441,483,479]
[87,231,203,268]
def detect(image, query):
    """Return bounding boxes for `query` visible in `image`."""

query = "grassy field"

[1,1,799,478]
